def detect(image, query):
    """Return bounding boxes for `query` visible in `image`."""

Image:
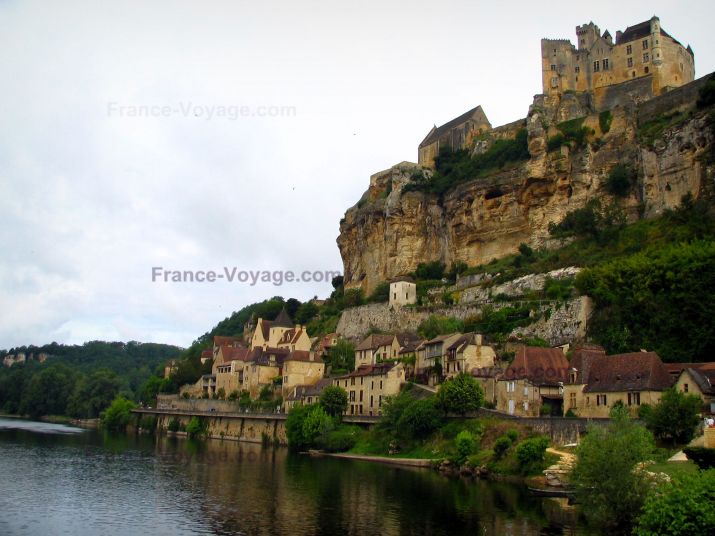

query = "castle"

[417,15,694,167]
[542,16,694,97]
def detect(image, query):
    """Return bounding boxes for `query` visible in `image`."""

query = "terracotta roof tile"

[505,345,569,386]
[583,352,672,393]
[356,334,396,351]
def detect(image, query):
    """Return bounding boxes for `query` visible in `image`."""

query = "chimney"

[616,30,623,43]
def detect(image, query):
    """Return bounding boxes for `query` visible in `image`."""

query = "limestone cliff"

[338,81,714,295]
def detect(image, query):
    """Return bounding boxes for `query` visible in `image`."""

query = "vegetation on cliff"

[403,129,529,196]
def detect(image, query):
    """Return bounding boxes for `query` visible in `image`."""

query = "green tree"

[367,281,390,303]
[67,369,122,418]
[302,405,335,447]
[396,397,441,440]
[570,405,656,531]
[455,430,476,465]
[20,364,76,418]
[417,315,464,339]
[137,375,164,407]
[641,388,702,445]
[100,396,136,431]
[415,261,446,280]
[319,386,348,418]
[185,416,206,438]
[634,469,715,536]
[295,301,319,324]
[326,339,355,372]
[436,373,484,415]
[515,436,549,474]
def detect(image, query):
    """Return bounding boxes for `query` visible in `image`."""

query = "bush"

[185,416,206,439]
[436,373,484,415]
[606,163,634,197]
[168,418,180,432]
[455,430,476,465]
[286,404,314,450]
[683,447,715,470]
[417,315,464,339]
[555,117,590,148]
[139,416,156,431]
[100,396,136,431]
[634,469,715,536]
[493,436,513,459]
[599,110,613,134]
[697,74,715,109]
[367,282,390,303]
[302,405,335,447]
[547,133,566,152]
[415,261,446,281]
[322,425,362,452]
[506,429,519,442]
[515,436,549,474]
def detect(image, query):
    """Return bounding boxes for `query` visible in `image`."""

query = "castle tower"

[575,22,600,51]
[650,16,663,93]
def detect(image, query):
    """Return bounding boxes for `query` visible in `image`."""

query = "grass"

[648,460,700,478]
[638,109,692,147]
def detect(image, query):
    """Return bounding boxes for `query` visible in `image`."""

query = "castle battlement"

[542,16,694,98]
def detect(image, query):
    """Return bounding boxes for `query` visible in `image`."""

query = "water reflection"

[0,419,588,536]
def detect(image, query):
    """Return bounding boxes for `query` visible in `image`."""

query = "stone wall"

[638,73,711,124]
[593,74,654,112]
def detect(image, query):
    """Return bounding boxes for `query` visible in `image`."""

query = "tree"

[641,388,702,445]
[570,405,656,531]
[301,405,334,447]
[319,386,348,418]
[634,469,715,536]
[20,364,76,418]
[396,397,441,440]
[417,315,464,339]
[100,396,136,431]
[295,301,319,324]
[326,340,355,372]
[185,416,206,438]
[415,261,446,280]
[515,436,549,474]
[286,404,313,450]
[331,275,344,290]
[455,430,476,465]
[137,375,164,407]
[436,373,484,415]
[67,369,122,418]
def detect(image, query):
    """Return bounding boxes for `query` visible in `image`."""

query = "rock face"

[337,91,714,295]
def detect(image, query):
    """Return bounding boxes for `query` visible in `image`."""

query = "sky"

[0,0,712,350]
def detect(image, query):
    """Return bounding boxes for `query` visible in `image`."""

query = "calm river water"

[0,417,589,535]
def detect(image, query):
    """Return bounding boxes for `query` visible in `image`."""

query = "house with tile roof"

[333,362,406,416]
[674,363,715,415]
[496,345,570,416]
[564,350,673,417]
[354,334,400,368]
[443,333,496,379]
[285,378,333,410]
[280,350,325,400]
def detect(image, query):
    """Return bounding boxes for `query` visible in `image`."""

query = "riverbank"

[307,450,433,468]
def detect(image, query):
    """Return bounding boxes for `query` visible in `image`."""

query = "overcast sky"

[0,0,712,350]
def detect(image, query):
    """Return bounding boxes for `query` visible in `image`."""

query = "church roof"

[419,105,490,148]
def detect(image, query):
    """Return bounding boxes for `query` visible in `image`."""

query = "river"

[0,417,589,535]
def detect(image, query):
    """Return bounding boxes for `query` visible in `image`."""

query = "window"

[628,392,641,406]
[593,60,600,72]
[586,396,590,406]
[393,293,396,300]
[359,390,363,402]
[350,377,355,386]
[507,381,515,393]
[551,64,556,71]
[645,66,649,74]
[523,385,528,396]
[551,77,558,88]
[683,383,689,393]
[643,53,650,63]
[627,57,633,68]
[349,391,355,401]
[596,394,608,406]
[602,59,609,70]
[575,66,580,73]
[370,395,373,407]
[569,392,576,408]
[642,39,649,50]
[405,293,408,300]
[380,380,383,389]
[523,401,529,411]
[626,44,632,55]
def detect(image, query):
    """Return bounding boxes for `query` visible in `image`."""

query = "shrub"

[555,117,590,148]
[215,387,226,400]
[515,436,549,474]
[302,405,335,447]
[436,373,484,415]
[455,430,476,465]
[493,436,513,459]
[139,416,156,431]
[683,447,715,470]
[547,133,566,152]
[599,109,613,134]
[417,315,464,339]
[634,469,715,536]
[100,396,136,431]
[367,282,390,303]
[227,390,239,401]
[506,429,519,442]
[606,163,634,197]
[168,418,181,432]
[185,417,206,439]
[286,404,313,450]
[322,425,362,452]
[697,74,715,109]
[415,261,446,281]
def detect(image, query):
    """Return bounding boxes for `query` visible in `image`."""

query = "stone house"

[418,105,491,167]
[674,364,715,415]
[214,346,251,396]
[281,351,325,400]
[563,351,673,417]
[389,277,416,307]
[275,326,312,352]
[333,362,406,416]
[199,349,213,365]
[443,333,496,379]
[496,346,570,416]
[249,308,296,349]
[241,347,290,398]
[397,332,423,378]
[417,333,463,377]
[354,334,400,368]
[284,378,332,410]
[542,16,694,99]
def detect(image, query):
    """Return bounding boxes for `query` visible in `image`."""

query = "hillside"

[338,74,715,295]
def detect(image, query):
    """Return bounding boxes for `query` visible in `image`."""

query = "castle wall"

[637,73,710,123]
[592,74,655,111]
